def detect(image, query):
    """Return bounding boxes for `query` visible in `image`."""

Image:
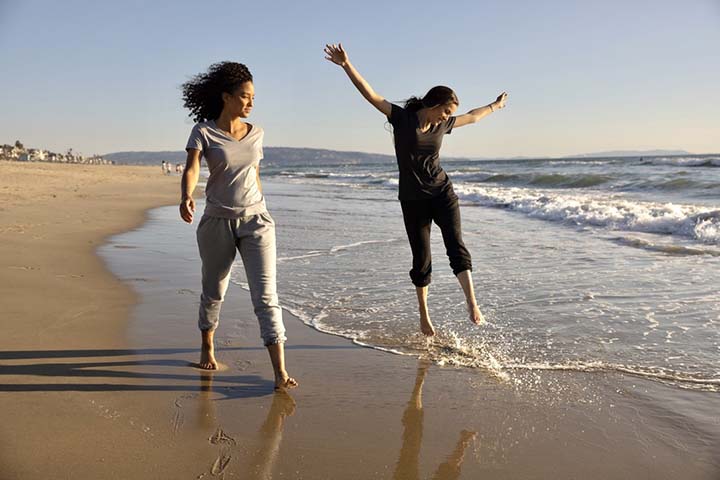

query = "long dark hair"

[181,62,253,123]
[404,85,459,112]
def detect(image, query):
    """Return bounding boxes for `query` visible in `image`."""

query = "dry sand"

[1,161,717,479]
[0,162,177,348]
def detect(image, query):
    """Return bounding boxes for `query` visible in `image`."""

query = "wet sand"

[1,162,718,479]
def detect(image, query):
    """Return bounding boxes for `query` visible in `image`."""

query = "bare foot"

[199,330,218,370]
[274,372,298,391]
[468,303,486,325]
[420,312,436,336]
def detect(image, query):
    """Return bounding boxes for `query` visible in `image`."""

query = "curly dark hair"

[181,62,253,123]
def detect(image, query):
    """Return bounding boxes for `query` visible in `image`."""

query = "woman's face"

[430,102,458,125]
[222,81,255,118]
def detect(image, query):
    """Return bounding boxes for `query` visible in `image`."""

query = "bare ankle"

[201,330,215,345]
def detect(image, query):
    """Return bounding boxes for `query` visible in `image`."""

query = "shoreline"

[1,164,717,479]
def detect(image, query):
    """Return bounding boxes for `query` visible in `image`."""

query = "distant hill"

[104,147,396,166]
[103,147,699,166]
[563,149,692,158]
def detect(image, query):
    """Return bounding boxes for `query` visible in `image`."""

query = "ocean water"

[226,154,719,392]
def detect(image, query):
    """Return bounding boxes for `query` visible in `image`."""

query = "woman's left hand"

[494,92,508,110]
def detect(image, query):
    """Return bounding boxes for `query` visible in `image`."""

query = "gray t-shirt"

[186,120,267,218]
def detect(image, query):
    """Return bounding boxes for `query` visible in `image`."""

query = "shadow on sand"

[0,346,337,398]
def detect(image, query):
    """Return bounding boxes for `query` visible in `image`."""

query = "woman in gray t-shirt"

[325,43,507,337]
[180,62,297,391]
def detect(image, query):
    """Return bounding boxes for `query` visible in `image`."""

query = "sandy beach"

[1,161,718,479]
[0,161,179,477]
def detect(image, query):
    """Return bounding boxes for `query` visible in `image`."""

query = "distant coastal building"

[1,142,114,165]
[2,145,23,160]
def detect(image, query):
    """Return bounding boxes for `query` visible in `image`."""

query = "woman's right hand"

[180,197,195,223]
[324,43,349,67]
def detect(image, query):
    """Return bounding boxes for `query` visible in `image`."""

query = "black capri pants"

[400,194,472,287]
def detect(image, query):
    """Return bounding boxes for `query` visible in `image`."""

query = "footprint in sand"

[234,359,252,371]
[209,426,237,446]
[178,288,196,295]
[210,451,232,476]
[171,408,184,435]
[171,394,197,434]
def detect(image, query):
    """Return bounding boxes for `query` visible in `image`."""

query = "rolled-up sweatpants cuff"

[198,294,223,331]
[410,269,432,287]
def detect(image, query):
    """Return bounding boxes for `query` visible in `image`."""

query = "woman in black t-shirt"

[325,43,507,336]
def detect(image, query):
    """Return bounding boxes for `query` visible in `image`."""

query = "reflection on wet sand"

[394,361,476,480]
[197,371,217,429]
[192,363,476,479]
[194,372,295,478]
[247,391,296,479]
[195,373,234,477]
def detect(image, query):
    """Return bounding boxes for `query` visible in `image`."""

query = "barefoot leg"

[199,329,218,370]
[415,286,436,336]
[267,342,298,391]
[456,270,485,325]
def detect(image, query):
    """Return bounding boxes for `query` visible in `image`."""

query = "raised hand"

[324,42,392,116]
[324,43,349,67]
[494,92,508,109]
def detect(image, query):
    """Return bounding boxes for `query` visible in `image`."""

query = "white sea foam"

[278,239,398,263]
[546,160,616,166]
[329,239,397,253]
[643,156,720,167]
[419,332,720,392]
[611,235,720,256]
[361,325,719,391]
[454,184,720,245]
[510,362,719,391]
[277,251,325,263]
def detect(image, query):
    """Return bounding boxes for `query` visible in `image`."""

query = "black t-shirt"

[388,103,456,201]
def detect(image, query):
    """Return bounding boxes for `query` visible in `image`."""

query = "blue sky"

[1,0,718,158]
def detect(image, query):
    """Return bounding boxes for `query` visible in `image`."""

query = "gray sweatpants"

[196,212,286,346]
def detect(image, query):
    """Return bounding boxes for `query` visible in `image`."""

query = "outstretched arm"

[324,43,392,117]
[453,92,508,128]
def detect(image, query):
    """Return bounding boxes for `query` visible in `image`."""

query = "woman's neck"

[214,112,245,135]
[416,109,432,132]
